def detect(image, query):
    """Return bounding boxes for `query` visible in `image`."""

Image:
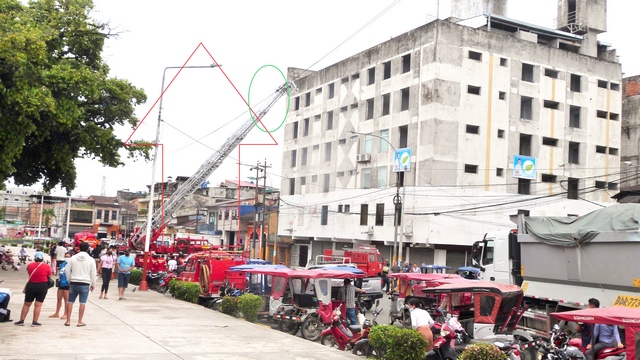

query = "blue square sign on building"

[513,155,536,180]
[393,148,411,172]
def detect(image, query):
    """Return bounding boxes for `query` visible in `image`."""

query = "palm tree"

[42,208,56,227]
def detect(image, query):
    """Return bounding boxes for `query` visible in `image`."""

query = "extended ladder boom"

[131,81,296,250]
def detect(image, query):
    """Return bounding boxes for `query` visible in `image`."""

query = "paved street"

[0,246,358,360]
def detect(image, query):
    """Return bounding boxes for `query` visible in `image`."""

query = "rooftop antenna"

[101,176,106,196]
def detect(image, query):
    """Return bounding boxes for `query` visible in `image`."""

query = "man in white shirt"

[167,256,177,272]
[55,241,68,275]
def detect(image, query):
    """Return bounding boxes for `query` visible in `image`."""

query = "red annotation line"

[123,43,277,251]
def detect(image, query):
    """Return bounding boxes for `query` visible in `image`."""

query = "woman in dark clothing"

[15,252,51,326]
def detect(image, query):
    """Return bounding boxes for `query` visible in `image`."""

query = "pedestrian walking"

[381,260,390,293]
[116,250,135,300]
[55,241,67,275]
[49,251,71,320]
[14,252,51,327]
[64,242,96,327]
[49,242,57,273]
[98,249,117,299]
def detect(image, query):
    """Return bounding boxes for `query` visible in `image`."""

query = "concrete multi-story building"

[279,0,623,268]
[620,75,640,188]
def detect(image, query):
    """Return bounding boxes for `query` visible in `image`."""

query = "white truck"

[471,204,640,336]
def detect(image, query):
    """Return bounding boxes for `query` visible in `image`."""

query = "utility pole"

[250,162,263,259]
[260,159,271,261]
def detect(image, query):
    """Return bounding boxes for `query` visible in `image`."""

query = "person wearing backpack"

[49,251,72,320]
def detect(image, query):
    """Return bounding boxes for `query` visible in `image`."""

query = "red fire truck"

[321,247,384,277]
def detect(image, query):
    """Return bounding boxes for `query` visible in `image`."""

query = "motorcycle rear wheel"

[320,334,338,348]
[278,319,300,335]
[300,316,321,341]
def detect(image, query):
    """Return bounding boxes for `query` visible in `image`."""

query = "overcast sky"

[14,0,638,198]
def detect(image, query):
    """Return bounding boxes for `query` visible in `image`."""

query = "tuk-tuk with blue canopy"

[421,264,452,274]
[224,264,289,319]
[456,266,481,280]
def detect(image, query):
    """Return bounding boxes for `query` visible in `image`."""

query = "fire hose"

[199,263,210,295]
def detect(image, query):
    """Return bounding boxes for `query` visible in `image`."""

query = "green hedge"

[219,296,239,317]
[167,280,200,303]
[459,343,508,360]
[129,269,142,286]
[369,324,428,360]
[237,294,263,322]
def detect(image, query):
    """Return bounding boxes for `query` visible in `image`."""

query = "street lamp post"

[139,63,221,292]
[349,130,405,266]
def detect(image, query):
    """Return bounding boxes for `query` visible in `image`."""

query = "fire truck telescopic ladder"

[131,81,296,249]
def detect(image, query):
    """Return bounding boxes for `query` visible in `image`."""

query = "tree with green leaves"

[42,208,56,226]
[0,0,150,194]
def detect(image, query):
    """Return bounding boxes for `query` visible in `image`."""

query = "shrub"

[237,293,263,322]
[168,279,180,297]
[369,325,428,360]
[129,269,142,286]
[219,296,239,317]
[459,343,508,360]
[179,282,200,303]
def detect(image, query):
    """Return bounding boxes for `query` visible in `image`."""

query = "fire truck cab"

[321,247,384,277]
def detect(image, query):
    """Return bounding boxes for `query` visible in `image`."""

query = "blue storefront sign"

[513,155,536,180]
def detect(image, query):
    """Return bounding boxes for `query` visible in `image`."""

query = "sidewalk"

[0,246,358,360]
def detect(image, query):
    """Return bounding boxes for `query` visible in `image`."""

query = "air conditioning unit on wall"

[404,225,413,237]
[356,153,371,163]
[366,226,374,235]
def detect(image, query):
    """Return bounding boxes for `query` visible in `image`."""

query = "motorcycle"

[320,307,375,352]
[157,271,176,295]
[1,253,19,271]
[351,300,383,356]
[538,324,626,360]
[388,292,411,328]
[146,271,167,291]
[18,253,28,265]
[427,316,468,360]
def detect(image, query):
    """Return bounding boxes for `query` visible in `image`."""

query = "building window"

[103,210,110,223]
[96,209,102,219]
[464,164,478,174]
[544,68,559,79]
[496,168,504,177]
[610,147,619,156]
[570,106,581,128]
[375,204,384,226]
[326,111,333,130]
[520,96,533,120]
[383,61,391,80]
[468,50,482,61]
[467,85,481,95]
[518,179,531,195]
[314,114,321,122]
[291,149,297,167]
[312,175,318,183]
[337,171,344,177]
[366,98,374,120]
[567,178,579,199]
[360,204,368,226]
[316,87,322,94]
[382,93,390,116]
[379,130,389,152]
[500,57,508,66]
[350,103,358,109]
[401,87,410,111]
[598,80,608,89]
[367,67,375,85]
[321,205,328,225]
[499,91,506,100]
[611,83,620,91]
[338,138,346,145]
[543,100,559,110]
[377,166,388,188]
[364,134,372,154]
[399,125,408,148]
[351,73,359,80]
[569,142,580,164]
[570,74,581,92]
[338,204,343,213]
[345,204,350,213]
[521,63,534,82]
[292,121,298,139]
[300,176,306,186]
[608,182,619,190]
[294,96,300,110]
[542,137,558,146]
[328,83,335,99]
[610,113,619,121]
[341,106,347,113]
[322,173,330,193]
[305,92,311,107]
[519,134,532,156]
[595,181,606,189]
[541,174,557,183]
[497,129,505,138]
[402,54,411,73]
[313,144,319,150]
[324,142,331,162]
[362,168,371,189]
[341,77,348,84]
[597,110,607,119]
[303,118,310,136]
[596,145,607,154]
[289,178,295,196]
[466,125,480,134]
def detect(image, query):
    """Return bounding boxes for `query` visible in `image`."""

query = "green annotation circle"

[247,64,291,133]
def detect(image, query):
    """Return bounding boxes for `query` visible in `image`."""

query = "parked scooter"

[427,320,464,360]
[157,271,176,295]
[320,307,375,352]
[538,324,626,360]
[351,300,383,356]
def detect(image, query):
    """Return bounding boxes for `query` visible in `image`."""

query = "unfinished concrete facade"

[620,76,640,188]
[279,5,621,268]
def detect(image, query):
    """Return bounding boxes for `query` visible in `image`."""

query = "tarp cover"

[524,204,640,246]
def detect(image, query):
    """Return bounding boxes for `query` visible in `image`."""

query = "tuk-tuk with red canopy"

[422,280,532,344]
[551,306,637,360]
[243,267,366,340]
[387,272,463,328]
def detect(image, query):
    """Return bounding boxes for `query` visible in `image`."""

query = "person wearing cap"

[116,249,135,300]
[14,251,52,327]
[64,242,96,327]
[338,278,365,325]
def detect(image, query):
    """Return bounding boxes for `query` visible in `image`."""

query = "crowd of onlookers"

[380,260,429,293]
